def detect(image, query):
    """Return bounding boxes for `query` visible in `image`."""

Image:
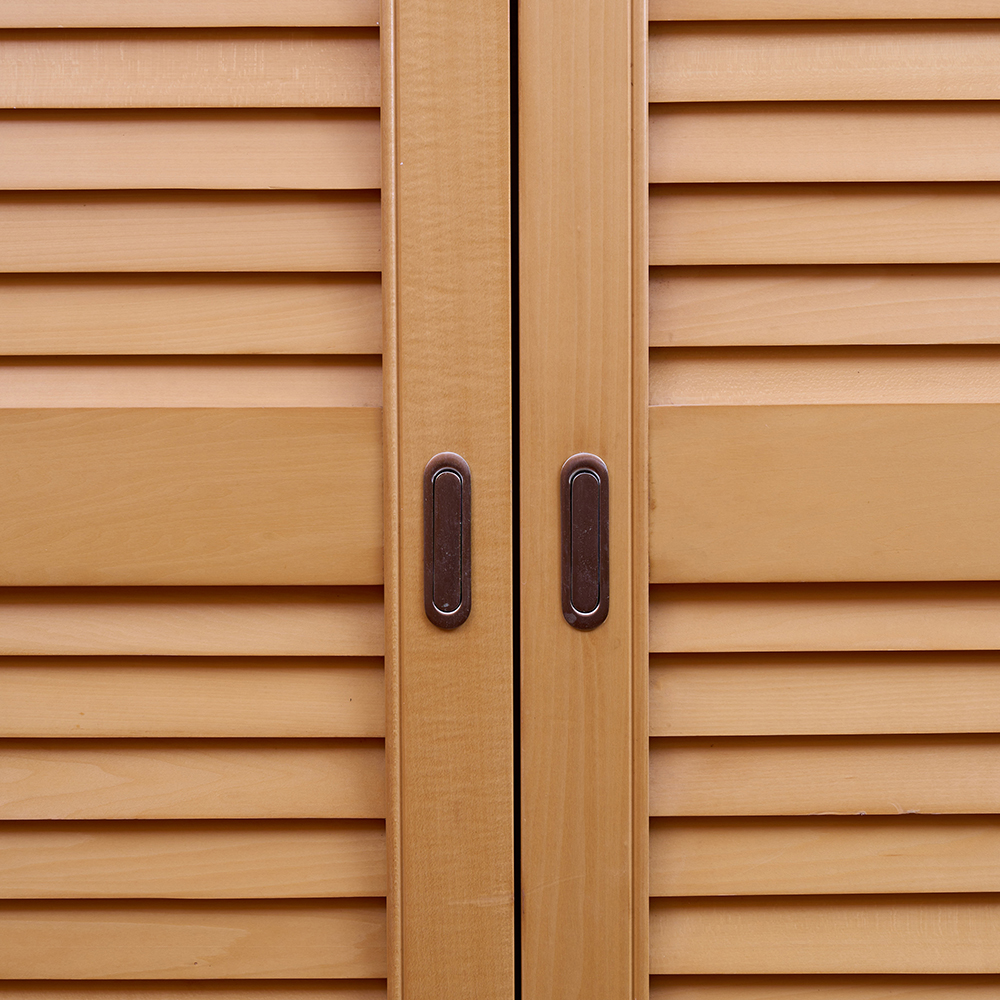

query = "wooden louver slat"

[651,1,1000,18]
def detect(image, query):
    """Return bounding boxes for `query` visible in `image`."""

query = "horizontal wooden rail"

[0,819,385,897]
[650,22,1000,102]
[651,2,1000,17]
[651,651,1000,737]
[649,582,1000,654]
[650,183,1000,266]
[650,735,1000,816]
[0,29,379,108]
[0,110,379,189]
[0,899,386,978]
[650,103,1000,184]
[0,656,384,738]
[0,984,388,1000]
[649,976,1000,999]
[649,265,1000,348]
[0,192,380,272]
[0,739,385,819]
[650,816,1000,897]
[0,586,384,657]
[0,274,382,355]
[651,895,1000,974]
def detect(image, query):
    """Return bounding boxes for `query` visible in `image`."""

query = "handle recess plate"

[561,453,609,630]
[424,452,472,629]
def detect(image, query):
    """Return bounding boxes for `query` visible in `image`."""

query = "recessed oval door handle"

[424,452,472,629]
[561,453,609,630]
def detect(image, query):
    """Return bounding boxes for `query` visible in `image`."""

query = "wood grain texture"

[0,192,380,272]
[0,739,384,819]
[0,819,385,898]
[0,2,379,27]
[649,346,1000,406]
[389,0,514,997]
[520,0,644,996]
[0,111,379,189]
[649,265,1000,347]
[649,583,1000,654]
[0,985,387,1000]
[0,358,381,408]
[0,586,384,657]
[650,184,1000,266]
[0,29,379,108]
[0,274,382,355]
[650,816,1000,897]
[650,895,1000,974]
[650,103,1000,184]
[649,978,1000,1000]
[0,408,380,586]
[650,736,1000,816]
[651,1,1000,17]
[0,656,384,738]
[0,899,385,979]
[650,651,1000,736]
[649,22,1000,103]
[650,403,1000,583]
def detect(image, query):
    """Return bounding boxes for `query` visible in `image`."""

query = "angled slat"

[0,408,381,586]
[0,587,384,657]
[0,192,380,272]
[0,820,385,898]
[0,899,385,979]
[650,404,1000,583]
[649,265,1000,348]
[0,985,387,1000]
[0,2,380,27]
[0,656,384,738]
[0,274,382,355]
[649,583,1000,654]
[0,30,379,108]
[650,103,1000,184]
[650,184,1000,266]
[650,816,1000,897]
[650,735,1000,816]
[651,895,1000,975]
[651,651,1000,737]
[651,1,1000,16]
[650,976,1000,999]
[0,111,380,190]
[0,739,385,819]
[649,22,1000,103]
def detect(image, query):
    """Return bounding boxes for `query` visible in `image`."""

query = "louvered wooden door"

[0,3,513,999]
[522,3,1000,999]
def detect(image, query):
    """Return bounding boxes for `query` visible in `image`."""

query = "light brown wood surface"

[650,103,1000,184]
[649,22,1000,102]
[650,346,1000,406]
[651,1,1000,16]
[650,651,1000,736]
[0,656,384,738]
[0,586,384,657]
[649,977,1000,999]
[0,820,385,898]
[0,111,379,189]
[650,404,1000,583]
[0,274,382,355]
[0,30,379,108]
[0,986,387,1000]
[650,183,1000,265]
[0,358,381,408]
[650,895,1000,974]
[520,0,645,996]
[649,265,1000,347]
[0,900,385,979]
[388,0,514,995]
[0,2,380,27]
[0,408,380,586]
[0,192,380,272]
[650,583,1000,654]
[650,817,1000,897]
[650,736,1000,816]
[0,739,384,819]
